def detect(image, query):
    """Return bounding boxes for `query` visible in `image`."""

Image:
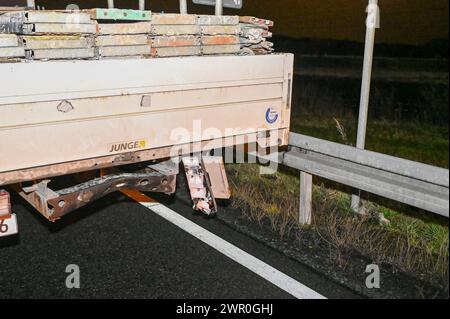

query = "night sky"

[2,0,449,45]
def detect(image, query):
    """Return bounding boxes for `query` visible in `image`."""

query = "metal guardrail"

[282,133,449,224]
[281,1,448,223]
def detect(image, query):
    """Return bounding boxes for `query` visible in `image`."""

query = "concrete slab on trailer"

[201,35,239,45]
[151,46,201,57]
[197,15,239,25]
[97,22,152,35]
[25,47,95,59]
[152,24,201,36]
[0,46,24,58]
[152,35,199,48]
[25,22,97,34]
[201,25,240,35]
[0,34,19,47]
[98,44,151,57]
[152,14,197,25]
[0,11,93,24]
[22,35,94,49]
[202,44,240,55]
[96,34,149,47]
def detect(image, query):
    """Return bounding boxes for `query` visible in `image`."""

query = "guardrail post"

[107,0,114,9]
[215,0,223,16]
[179,0,188,14]
[352,0,379,214]
[299,172,313,225]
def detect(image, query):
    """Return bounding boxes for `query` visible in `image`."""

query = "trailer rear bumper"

[0,128,288,187]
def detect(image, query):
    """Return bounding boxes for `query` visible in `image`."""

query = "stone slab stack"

[1,10,96,60]
[198,15,240,56]
[0,9,276,62]
[150,13,200,57]
[93,8,152,58]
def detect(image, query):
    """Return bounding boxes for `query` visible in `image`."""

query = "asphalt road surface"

[0,183,360,299]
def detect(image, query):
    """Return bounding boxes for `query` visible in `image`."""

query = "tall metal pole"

[139,0,145,10]
[107,0,114,9]
[27,0,36,9]
[215,0,223,16]
[351,0,380,213]
[179,0,188,14]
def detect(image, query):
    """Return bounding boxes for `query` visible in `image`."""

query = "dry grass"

[228,165,300,239]
[227,164,449,289]
[333,118,349,144]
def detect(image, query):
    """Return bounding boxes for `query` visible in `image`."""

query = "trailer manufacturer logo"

[108,140,147,153]
[265,108,279,124]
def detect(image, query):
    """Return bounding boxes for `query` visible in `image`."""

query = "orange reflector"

[121,189,156,204]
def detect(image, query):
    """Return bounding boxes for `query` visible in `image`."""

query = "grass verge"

[226,117,449,290]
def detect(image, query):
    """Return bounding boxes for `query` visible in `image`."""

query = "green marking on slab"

[93,8,152,21]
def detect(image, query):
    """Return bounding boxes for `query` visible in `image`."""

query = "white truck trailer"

[0,1,293,237]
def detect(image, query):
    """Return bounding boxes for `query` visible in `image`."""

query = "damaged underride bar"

[15,165,177,222]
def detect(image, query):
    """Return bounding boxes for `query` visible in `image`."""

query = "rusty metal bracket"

[16,169,177,222]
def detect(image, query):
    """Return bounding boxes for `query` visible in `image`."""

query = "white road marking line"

[138,201,326,299]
